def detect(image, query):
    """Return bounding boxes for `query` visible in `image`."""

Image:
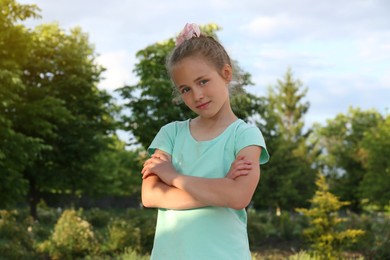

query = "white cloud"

[96,50,136,91]
[357,33,390,64]
[246,15,293,37]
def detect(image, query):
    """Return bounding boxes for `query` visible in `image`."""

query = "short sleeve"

[235,125,270,165]
[147,122,177,156]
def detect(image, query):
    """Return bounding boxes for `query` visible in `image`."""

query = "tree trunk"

[27,176,39,221]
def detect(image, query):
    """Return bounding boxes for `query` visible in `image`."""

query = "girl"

[141,23,269,260]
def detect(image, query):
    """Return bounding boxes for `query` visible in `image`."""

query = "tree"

[0,0,44,207]
[87,137,146,199]
[254,68,317,211]
[117,23,262,148]
[360,114,390,210]
[17,23,117,219]
[314,107,383,212]
[296,174,364,260]
[0,0,118,217]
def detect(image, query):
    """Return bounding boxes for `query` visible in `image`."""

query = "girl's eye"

[200,79,208,86]
[180,87,191,94]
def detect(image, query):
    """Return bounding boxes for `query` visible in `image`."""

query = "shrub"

[105,218,142,254]
[247,209,306,251]
[84,207,113,228]
[347,212,390,260]
[125,209,157,255]
[272,211,297,240]
[118,247,150,260]
[289,251,318,260]
[0,210,38,259]
[296,175,365,260]
[247,210,274,247]
[38,209,98,259]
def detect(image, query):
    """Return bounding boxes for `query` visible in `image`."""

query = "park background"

[1,0,389,259]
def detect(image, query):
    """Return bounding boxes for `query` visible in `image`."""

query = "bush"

[38,209,98,259]
[0,210,38,259]
[247,209,305,250]
[272,211,304,241]
[247,210,275,246]
[347,212,390,260]
[124,209,157,255]
[105,218,142,254]
[118,247,150,260]
[33,206,62,244]
[289,251,318,260]
[296,175,365,260]
[84,207,113,228]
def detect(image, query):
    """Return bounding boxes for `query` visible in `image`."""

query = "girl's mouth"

[196,101,211,109]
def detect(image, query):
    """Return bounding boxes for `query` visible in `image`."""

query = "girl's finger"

[143,170,152,179]
[151,154,166,161]
[141,163,153,174]
[153,153,169,161]
[143,159,152,167]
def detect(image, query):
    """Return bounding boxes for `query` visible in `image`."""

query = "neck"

[195,105,237,127]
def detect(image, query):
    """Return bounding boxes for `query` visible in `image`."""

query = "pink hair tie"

[175,23,201,46]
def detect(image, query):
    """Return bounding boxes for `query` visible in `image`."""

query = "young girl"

[141,23,269,260]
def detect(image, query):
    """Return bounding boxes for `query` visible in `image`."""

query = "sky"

[19,0,390,131]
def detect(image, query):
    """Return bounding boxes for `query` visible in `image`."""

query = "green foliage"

[118,23,261,148]
[121,209,157,255]
[254,68,317,210]
[360,115,390,209]
[0,0,118,217]
[88,142,146,198]
[0,0,44,207]
[247,209,306,250]
[106,218,142,254]
[0,210,38,259]
[288,251,318,260]
[0,207,380,258]
[118,38,188,148]
[296,174,364,260]
[24,23,117,196]
[247,210,276,245]
[84,207,113,228]
[118,247,150,260]
[84,208,157,256]
[38,209,98,259]
[346,212,390,260]
[314,107,383,211]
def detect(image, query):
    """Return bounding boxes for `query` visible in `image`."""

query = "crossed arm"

[141,146,261,210]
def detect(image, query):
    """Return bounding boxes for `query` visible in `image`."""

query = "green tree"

[254,68,317,211]
[88,137,146,199]
[360,114,390,210]
[0,0,44,207]
[118,23,262,148]
[296,174,364,260]
[18,23,117,219]
[314,107,383,212]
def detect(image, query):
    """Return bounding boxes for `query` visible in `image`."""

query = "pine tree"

[254,68,317,211]
[296,174,364,260]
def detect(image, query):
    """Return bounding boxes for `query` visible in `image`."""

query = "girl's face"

[171,56,232,120]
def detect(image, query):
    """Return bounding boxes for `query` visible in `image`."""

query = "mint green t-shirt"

[148,119,269,260]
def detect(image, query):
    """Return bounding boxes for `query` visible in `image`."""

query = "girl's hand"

[142,154,178,185]
[225,155,253,180]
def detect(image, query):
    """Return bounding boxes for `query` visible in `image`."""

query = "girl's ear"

[222,64,233,82]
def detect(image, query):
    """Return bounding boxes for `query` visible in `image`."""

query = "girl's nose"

[193,87,204,101]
